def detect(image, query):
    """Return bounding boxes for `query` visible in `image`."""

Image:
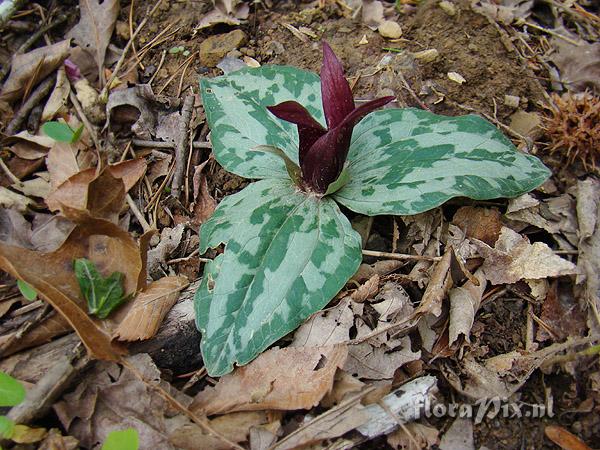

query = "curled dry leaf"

[191,345,348,415]
[66,0,119,79]
[191,160,217,227]
[6,131,53,160]
[545,424,593,450]
[0,40,70,103]
[0,187,33,212]
[452,206,502,246]
[345,336,420,380]
[291,297,355,347]
[0,313,71,357]
[474,227,578,285]
[114,275,188,341]
[42,66,70,121]
[46,142,80,189]
[196,0,250,30]
[415,248,453,317]
[351,274,380,303]
[448,269,487,346]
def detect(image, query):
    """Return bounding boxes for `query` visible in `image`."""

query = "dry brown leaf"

[67,0,119,78]
[352,260,404,283]
[0,217,148,360]
[415,248,453,317]
[170,411,271,450]
[536,281,587,342]
[0,187,32,212]
[321,370,365,407]
[114,275,188,341]
[37,428,79,450]
[439,417,474,450]
[42,66,70,121]
[448,269,487,346]
[474,227,578,285]
[387,422,440,450]
[551,38,600,94]
[452,206,502,246]
[345,336,420,380]
[147,224,185,278]
[545,425,593,450]
[290,297,355,347]
[196,0,249,30]
[107,84,162,139]
[191,160,217,226]
[0,40,70,103]
[54,354,179,449]
[7,131,53,160]
[191,345,348,415]
[575,178,600,335]
[351,274,380,303]
[0,313,71,357]
[270,393,368,450]
[46,142,80,189]
[0,209,73,252]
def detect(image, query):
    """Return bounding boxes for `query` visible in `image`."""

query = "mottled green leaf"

[101,428,139,450]
[0,372,25,407]
[74,258,127,319]
[335,108,551,215]
[195,179,361,376]
[200,66,323,180]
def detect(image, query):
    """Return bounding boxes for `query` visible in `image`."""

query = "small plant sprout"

[196,42,550,376]
[74,258,129,319]
[42,120,84,143]
[101,428,139,450]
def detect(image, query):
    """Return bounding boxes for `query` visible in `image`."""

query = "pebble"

[504,95,521,108]
[199,30,248,68]
[439,0,457,16]
[378,21,402,39]
[447,71,466,84]
[413,48,439,63]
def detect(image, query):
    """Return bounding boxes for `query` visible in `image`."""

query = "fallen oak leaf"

[473,226,578,285]
[191,345,348,415]
[0,40,71,103]
[114,275,189,341]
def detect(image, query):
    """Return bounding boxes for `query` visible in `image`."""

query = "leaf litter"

[0,0,599,448]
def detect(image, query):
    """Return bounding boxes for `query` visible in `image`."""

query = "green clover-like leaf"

[42,121,84,143]
[101,428,139,450]
[17,280,36,301]
[195,178,361,376]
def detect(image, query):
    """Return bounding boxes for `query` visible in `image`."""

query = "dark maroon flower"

[267,42,394,194]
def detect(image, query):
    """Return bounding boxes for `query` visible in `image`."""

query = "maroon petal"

[267,101,326,167]
[302,96,395,193]
[321,42,355,129]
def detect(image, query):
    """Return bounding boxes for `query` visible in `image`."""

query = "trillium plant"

[195,42,550,376]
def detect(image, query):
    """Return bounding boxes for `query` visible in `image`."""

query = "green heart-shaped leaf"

[195,179,361,376]
[200,66,323,180]
[74,258,127,319]
[335,108,550,215]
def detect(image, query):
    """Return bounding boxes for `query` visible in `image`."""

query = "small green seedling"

[42,121,84,143]
[16,280,36,301]
[74,258,129,319]
[0,371,25,441]
[101,428,139,450]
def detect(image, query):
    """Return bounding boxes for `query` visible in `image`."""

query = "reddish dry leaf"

[545,425,592,450]
[0,40,70,103]
[191,345,348,415]
[191,160,217,226]
[452,206,502,246]
[536,281,587,342]
[114,275,188,341]
[46,160,146,222]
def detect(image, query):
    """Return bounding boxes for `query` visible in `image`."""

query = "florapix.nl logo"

[414,396,554,424]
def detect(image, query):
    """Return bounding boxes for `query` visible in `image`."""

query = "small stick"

[5,75,54,135]
[520,21,582,46]
[148,49,167,86]
[126,193,153,233]
[132,139,211,149]
[362,249,442,262]
[171,95,195,199]
[69,89,102,159]
[157,52,196,95]
[0,304,53,357]
[397,71,431,111]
